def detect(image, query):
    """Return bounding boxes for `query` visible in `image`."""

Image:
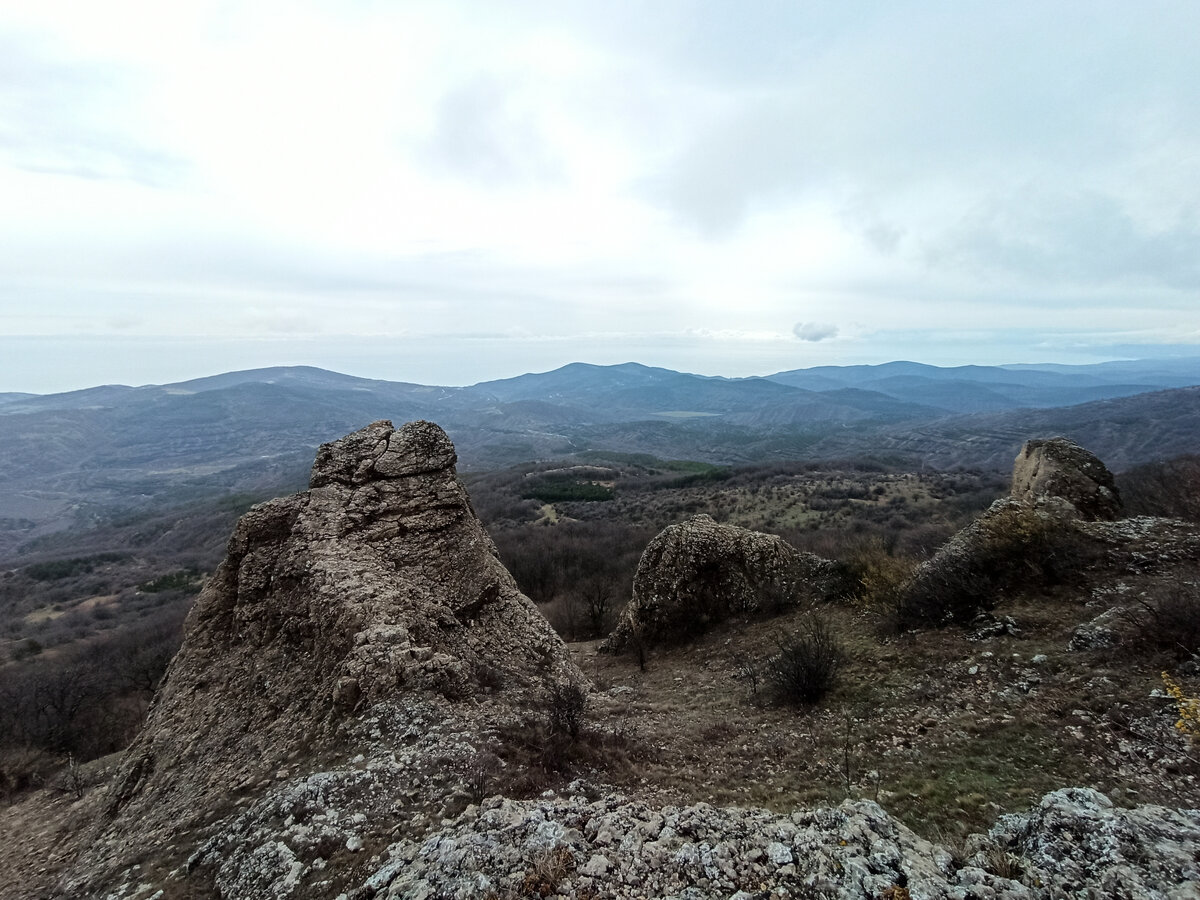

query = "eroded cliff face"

[64,420,582,898]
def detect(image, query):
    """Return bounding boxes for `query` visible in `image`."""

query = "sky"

[2,0,1200,393]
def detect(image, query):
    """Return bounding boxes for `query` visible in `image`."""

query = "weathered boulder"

[65,420,581,897]
[605,514,836,650]
[1011,437,1123,521]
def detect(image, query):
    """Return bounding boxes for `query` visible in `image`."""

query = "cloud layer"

[1,1,1199,391]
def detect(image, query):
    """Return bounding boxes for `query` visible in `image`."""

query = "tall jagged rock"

[66,420,581,897]
[1011,436,1123,521]
[605,514,837,650]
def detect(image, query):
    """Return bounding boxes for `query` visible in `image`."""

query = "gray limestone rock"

[977,787,1200,898]
[357,786,1200,899]
[63,420,582,898]
[1011,437,1123,521]
[604,514,837,651]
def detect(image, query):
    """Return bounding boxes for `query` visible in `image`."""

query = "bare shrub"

[519,847,576,897]
[766,614,845,707]
[465,750,502,803]
[1121,581,1200,660]
[732,652,761,701]
[581,578,615,638]
[546,680,588,740]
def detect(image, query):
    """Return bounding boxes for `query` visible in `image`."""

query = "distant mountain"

[803,386,1200,472]
[1,358,1197,554]
[765,358,1200,414]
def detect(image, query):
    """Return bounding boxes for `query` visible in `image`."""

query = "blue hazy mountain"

[1,358,1197,552]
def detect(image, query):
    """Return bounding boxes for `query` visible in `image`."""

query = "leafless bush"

[766,614,845,707]
[1120,581,1200,660]
[546,680,588,740]
[732,652,761,701]
[465,750,502,804]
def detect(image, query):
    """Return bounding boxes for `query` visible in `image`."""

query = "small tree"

[581,579,614,638]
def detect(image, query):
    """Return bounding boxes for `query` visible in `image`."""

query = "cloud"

[925,190,1200,290]
[793,322,838,342]
[422,74,561,185]
[0,36,187,187]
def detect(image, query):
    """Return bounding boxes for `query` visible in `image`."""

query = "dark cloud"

[793,322,838,342]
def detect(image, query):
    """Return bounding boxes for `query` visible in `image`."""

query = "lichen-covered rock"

[1012,437,1123,521]
[356,785,1200,899]
[62,420,582,898]
[976,787,1200,898]
[604,514,836,650]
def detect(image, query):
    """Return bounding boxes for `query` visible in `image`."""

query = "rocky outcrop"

[64,420,581,897]
[355,783,1200,899]
[895,438,1200,627]
[1011,437,1122,521]
[976,787,1200,898]
[605,514,836,651]
[895,439,1134,626]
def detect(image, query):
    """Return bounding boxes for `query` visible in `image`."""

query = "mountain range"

[1,357,1198,554]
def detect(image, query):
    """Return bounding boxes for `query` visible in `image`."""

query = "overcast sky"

[2,1,1199,392]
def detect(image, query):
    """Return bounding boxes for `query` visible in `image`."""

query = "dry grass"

[565,589,1200,839]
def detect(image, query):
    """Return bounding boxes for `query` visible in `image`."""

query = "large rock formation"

[895,438,1131,626]
[64,420,581,897]
[1011,437,1122,521]
[605,514,837,650]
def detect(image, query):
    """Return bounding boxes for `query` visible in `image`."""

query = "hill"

[0,359,1197,555]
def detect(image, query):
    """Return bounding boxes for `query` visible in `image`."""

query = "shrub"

[895,505,1100,627]
[1126,582,1200,660]
[839,540,917,610]
[546,680,588,740]
[1119,455,1200,523]
[138,569,202,594]
[1162,672,1200,745]
[766,614,844,707]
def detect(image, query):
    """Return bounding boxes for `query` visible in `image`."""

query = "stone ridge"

[606,513,837,650]
[63,420,581,897]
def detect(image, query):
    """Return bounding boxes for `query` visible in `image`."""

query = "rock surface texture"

[355,784,1200,900]
[62,420,581,898]
[605,514,836,650]
[1011,437,1123,521]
